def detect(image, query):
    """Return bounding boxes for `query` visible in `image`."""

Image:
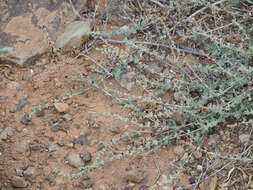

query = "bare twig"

[69,0,83,20]
[150,156,161,186]
[103,39,208,57]
[187,0,226,20]
[149,0,166,8]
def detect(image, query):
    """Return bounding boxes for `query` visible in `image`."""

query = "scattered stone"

[29,142,41,151]
[145,63,163,74]
[173,145,184,156]
[80,179,94,189]
[110,126,120,134]
[80,152,92,163]
[171,111,184,125]
[61,114,73,121]
[119,72,135,91]
[189,177,196,184]
[54,102,69,113]
[124,168,146,183]
[11,176,28,188]
[174,91,186,102]
[0,83,6,89]
[0,96,8,100]
[193,150,202,159]
[97,143,105,151]
[48,145,58,152]
[21,114,31,125]
[55,20,91,51]
[23,167,36,181]
[16,98,29,111]
[59,184,67,190]
[22,128,31,136]
[207,134,220,146]
[197,165,203,172]
[57,140,65,147]
[66,153,84,168]
[15,168,24,176]
[239,134,250,144]
[51,123,62,132]
[66,142,74,148]
[199,175,218,190]
[122,133,130,143]
[0,127,13,141]
[35,107,45,117]
[7,82,23,91]
[74,135,90,146]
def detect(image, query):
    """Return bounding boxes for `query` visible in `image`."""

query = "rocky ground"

[0,0,252,190]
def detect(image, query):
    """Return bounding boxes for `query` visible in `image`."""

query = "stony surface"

[0,0,88,67]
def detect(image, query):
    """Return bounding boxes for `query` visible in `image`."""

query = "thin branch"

[188,0,226,20]
[149,0,166,8]
[104,39,208,57]
[69,0,83,20]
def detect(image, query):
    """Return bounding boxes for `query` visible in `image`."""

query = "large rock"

[55,20,91,51]
[11,176,28,188]
[0,0,89,67]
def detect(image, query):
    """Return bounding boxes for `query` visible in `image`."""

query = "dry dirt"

[0,1,252,190]
[0,50,192,190]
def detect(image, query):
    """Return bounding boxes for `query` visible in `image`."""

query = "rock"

[48,145,58,152]
[145,63,163,74]
[23,167,36,181]
[66,153,84,168]
[0,83,6,89]
[16,98,29,111]
[51,123,62,132]
[61,114,73,121]
[119,72,135,91]
[55,20,91,51]
[110,126,120,134]
[80,179,94,189]
[197,165,203,172]
[189,177,196,184]
[208,134,220,146]
[11,176,28,188]
[97,143,105,151]
[57,140,65,147]
[74,135,90,146]
[171,111,184,125]
[80,152,92,163]
[22,128,31,135]
[15,168,24,177]
[0,96,8,100]
[199,175,217,190]
[173,145,184,156]
[121,133,130,143]
[239,134,250,144]
[21,114,31,125]
[124,168,146,183]
[35,107,45,117]
[54,102,69,113]
[174,91,186,102]
[193,150,202,159]
[0,127,13,141]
